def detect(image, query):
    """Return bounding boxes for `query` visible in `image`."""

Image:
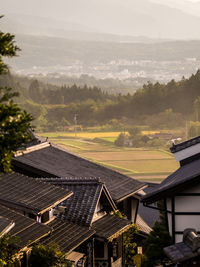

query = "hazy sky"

[1,0,200,39]
[0,0,199,18]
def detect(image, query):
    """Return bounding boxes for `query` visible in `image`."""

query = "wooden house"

[12,141,146,225]
[0,204,51,262]
[0,172,96,266]
[39,177,132,267]
[11,138,150,266]
[142,136,200,243]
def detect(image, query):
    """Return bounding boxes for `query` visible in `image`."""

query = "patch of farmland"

[81,150,173,161]
[106,159,178,173]
[41,131,124,139]
[38,132,179,182]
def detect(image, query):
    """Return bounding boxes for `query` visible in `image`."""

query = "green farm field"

[39,131,179,183]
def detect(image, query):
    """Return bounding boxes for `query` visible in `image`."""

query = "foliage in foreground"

[0,17,33,172]
[0,234,19,266]
[29,243,72,267]
[124,225,138,266]
[142,203,173,267]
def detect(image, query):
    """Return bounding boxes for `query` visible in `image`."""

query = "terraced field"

[39,131,179,183]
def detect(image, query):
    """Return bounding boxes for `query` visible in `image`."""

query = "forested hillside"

[1,70,200,131]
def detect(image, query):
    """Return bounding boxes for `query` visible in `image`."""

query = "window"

[94,240,104,258]
[41,211,50,223]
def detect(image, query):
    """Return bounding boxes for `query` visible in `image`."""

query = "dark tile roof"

[0,216,14,236]
[16,222,50,249]
[0,204,50,249]
[92,214,131,241]
[0,173,72,215]
[165,229,200,263]
[164,242,197,263]
[170,135,200,153]
[142,157,200,204]
[42,218,95,254]
[13,144,145,202]
[38,177,116,227]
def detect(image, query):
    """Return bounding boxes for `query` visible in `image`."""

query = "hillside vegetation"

[1,70,200,131]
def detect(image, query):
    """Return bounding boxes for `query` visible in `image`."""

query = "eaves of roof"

[142,173,200,204]
[12,144,145,202]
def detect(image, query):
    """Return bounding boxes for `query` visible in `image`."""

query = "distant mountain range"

[1,0,200,40]
[152,0,200,18]
[5,34,200,70]
[2,0,200,82]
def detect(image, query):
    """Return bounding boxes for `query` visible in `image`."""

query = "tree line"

[2,69,200,131]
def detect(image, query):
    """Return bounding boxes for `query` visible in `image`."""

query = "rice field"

[42,131,123,139]
[39,131,179,183]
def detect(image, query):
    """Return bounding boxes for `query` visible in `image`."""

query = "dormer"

[38,177,117,227]
[92,184,116,223]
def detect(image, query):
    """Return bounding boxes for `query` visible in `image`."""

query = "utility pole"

[186,120,188,140]
[74,114,78,138]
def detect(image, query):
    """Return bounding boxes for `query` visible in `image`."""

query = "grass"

[39,131,179,183]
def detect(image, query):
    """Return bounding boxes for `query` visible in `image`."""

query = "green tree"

[123,225,138,266]
[114,132,126,147]
[0,234,20,266]
[29,243,72,267]
[143,202,173,267]
[194,96,200,121]
[29,79,42,103]
[0,17,33,172]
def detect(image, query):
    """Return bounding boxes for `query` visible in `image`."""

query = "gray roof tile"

[0,204,50,249]
[38,177,115,226]
[13,144,145,201]
[164,242,196,263]
[42,218,95,254]
[92,214,131,241]
[0,173,72,214]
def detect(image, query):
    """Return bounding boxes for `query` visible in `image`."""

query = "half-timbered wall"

[166,184,200,243]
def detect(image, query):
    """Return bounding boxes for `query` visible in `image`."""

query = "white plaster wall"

[175,215,200,232]
[175,234,183,243]
[166,185,200,241]
[166,198,172,235]
[166,198,172,212]
[175,196,200,212]
[167,212,172,236]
